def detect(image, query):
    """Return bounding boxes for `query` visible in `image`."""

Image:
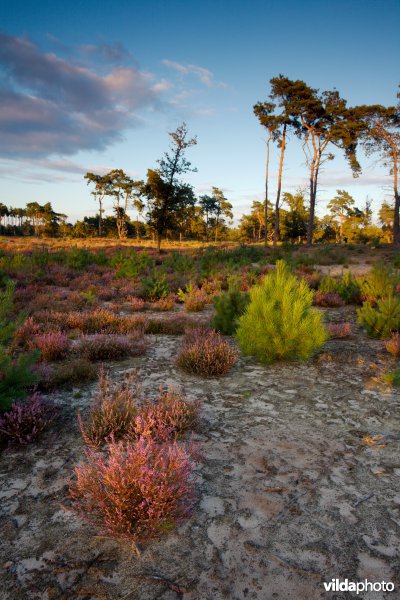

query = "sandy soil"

[1,306,399,599]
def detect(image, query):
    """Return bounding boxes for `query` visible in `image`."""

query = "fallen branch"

[353,493,374,507]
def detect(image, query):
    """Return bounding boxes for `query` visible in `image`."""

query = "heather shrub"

[212,288,249,335]
[236,260,327,363]
[386,332,400,357]
[63,309,146,337]
[130,389,199,442]
[153,293,176,311]
[313,291,345,307]
[176,327,238,376]
[178,283,207,312]
[36,358,97,391]
[145,314,200,335]
[69,436,194,542]
[199,275,223,300]
[0,393,58,447]
[127,296,145,311]
[326,322,352,338]
[76,334,146,362]
[32,332,71,361]
[78,370,138,448]
[357,295,400,338]
[13,317,41,349]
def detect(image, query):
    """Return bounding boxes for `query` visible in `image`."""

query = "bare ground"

[1,306,400,599]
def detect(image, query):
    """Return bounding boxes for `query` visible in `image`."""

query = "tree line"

[1,76,398,247]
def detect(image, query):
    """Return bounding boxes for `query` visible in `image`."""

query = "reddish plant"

[31,331,71,361]
[78,369,139,448]
[313,291,345,307]
[176,327,238,376]
[145,314,191,335]
[153,293,176,312]
[13,317,41,349]
[75,334,147,362]
[36,358,98,391]
[0,394,58,447]
[326,322,352,339]
[69,437,195,542]
[130,388,200,442]
[127,296,145,311]
[386,332,400,357]
[178,284,208,312]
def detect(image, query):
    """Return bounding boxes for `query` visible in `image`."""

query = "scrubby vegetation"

[236,260,327,363]
[176,327,238,376]
[69,436,195,543]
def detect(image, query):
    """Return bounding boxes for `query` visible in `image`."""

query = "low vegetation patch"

[0,393,58,447]
[69,436,195,543]
[176,327,238,376]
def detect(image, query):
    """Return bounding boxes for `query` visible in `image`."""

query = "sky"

[0,0,399,225]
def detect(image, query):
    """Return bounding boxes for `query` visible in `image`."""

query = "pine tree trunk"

[393,153,399,245]
[307,178,316,246]
[98,199,103,237]
[274,124,287,246]
[264,134,270,246]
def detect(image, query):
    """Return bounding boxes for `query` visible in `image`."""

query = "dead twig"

[271,554,321,579]
[353,493,374,507]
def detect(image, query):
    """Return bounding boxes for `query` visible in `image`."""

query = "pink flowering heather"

[13,317,41,349]
[127,296,146,311]
[32,331,71,361]
[153,293,176,312]
[78,369,139,448]
[314,291,345,307]
[130,388,200,442]
[69,436,195,542]
[176,327,238,376]
[75,334,147,362]
[326,322,352,339]
[0,394,58,447]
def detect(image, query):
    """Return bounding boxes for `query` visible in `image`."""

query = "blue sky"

[0,0,399,224]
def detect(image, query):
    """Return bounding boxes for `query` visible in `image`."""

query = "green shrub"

[141,271,170,300]
[111,251,154,279]
[383,368,400,386]
[236,260,327,363]
[162,251,195,274]
[66,247,108,270]
[0,281,39,411]
[0,348,39,411]
[359,264,398,303]
[212,289,249,335]
[357,295,400,338]
[318,275,338,294]
[336,271,361,304]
